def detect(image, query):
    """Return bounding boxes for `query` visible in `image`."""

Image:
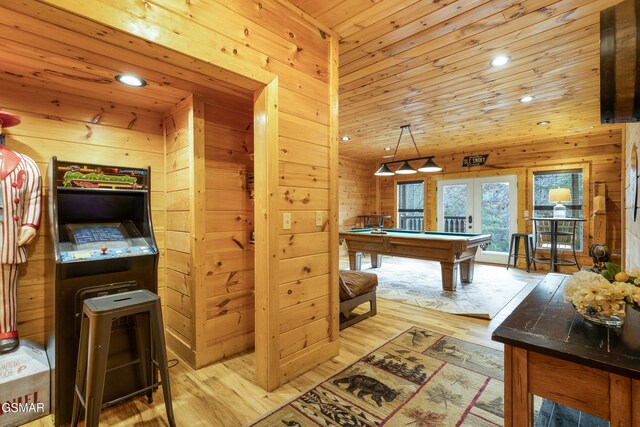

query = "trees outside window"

[397,181,424,231]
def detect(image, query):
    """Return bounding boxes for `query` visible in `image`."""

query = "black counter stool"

[506,233,535,273]
[71,290,176,427]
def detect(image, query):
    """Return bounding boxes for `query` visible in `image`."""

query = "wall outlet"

[524,210,529,217]
[315,211,323,227]
[283,212,292,230]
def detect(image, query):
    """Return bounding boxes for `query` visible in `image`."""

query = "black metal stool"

[507,233,535,273]
[71,290,176,427]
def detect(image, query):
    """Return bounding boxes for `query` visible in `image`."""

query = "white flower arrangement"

[564,264,640,318]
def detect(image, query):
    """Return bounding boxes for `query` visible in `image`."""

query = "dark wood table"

[526,217,585,272]
[492,274,640,426]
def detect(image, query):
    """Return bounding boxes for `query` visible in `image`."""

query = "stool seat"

[83,290,159,313]
[71,289,175,427]
[339,271,378,330]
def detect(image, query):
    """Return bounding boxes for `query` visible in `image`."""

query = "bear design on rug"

[333,374,400,407]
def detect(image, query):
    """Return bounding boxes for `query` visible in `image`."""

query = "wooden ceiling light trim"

[293,0,621,161]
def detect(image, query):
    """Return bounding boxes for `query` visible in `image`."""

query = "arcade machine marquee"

[46,158,159,426]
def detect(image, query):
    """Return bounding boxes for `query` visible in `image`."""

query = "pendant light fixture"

[395,161,417,174]
[374,163,395,176]
[374,125,442,176]
[418,157,442,173]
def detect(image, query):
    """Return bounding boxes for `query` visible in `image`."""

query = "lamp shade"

[418,158,442,172]
[549,188,571,203]
[374,163,395,176]
[395,161,417,174]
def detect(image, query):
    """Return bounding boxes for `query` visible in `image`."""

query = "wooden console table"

[492,274,640,426]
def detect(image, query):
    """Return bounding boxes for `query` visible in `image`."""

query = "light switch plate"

[524,210,529,217]
[283,212,292,230]
[315,211,323,227]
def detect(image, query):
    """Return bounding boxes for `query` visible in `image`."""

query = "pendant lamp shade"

[418,157,442,173]
[374,163,395,176]
[372,124,440,176]
[395,161,417,174]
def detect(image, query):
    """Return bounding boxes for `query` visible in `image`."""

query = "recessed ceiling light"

[519,95,534,103]
[115,73,147,87]
[537,121,551,125]
[382,155,394,159]
[341,136,351,141]
[384,147,392,151]
[490,55,511,67]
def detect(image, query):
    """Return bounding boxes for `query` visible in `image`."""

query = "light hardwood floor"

[27,260,543,427]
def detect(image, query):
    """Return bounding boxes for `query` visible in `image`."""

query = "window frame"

[394,177,427,231]
[527,163,590,254]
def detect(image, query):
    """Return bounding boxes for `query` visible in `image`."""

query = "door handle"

[468,215,473,223]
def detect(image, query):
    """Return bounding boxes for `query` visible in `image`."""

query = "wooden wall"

[624,124,640,270]
[338,156,373,254]
[0,79,165,345]
[338,156,372,230]
[163,98,195,363]
[202,100,255,365]
[373,129,623,270]
[30,0,339,388]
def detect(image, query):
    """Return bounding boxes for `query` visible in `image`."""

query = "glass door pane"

[479,182,510,253]
[474,176,517,264]
[437,181,472,232]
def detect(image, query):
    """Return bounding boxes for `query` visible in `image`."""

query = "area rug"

[248,326,506,426]
[346,256,530,319]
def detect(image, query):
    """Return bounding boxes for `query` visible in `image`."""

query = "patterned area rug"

[249,327,505,426]
[354,256,529,319]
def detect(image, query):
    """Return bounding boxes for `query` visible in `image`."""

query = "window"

[397,181,424,231]
[532,169,584,251]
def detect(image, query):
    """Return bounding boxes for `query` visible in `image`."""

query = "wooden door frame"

[253,79,281,390]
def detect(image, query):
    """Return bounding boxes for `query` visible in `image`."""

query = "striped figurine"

[0,111,42,353]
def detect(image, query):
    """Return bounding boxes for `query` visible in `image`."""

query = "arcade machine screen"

[59,221,154,262]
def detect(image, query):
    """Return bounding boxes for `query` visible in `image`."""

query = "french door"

[436,175,517,264]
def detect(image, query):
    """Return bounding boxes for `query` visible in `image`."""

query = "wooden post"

[254,79,280,391]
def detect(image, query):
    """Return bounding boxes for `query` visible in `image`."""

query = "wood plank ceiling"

[0,6,254,117]
[292,0,623,162]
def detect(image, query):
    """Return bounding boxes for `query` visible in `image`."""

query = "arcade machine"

[46,157,159,426]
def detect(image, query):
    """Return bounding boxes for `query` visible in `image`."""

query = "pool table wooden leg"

[460,258,474,283]
[348,251,362,270]
[370,253,382,268]
[440,261,458,291]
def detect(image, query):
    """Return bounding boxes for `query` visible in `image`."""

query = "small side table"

[526,217,585,272]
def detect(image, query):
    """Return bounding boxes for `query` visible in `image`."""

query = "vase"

[579,304,625,328]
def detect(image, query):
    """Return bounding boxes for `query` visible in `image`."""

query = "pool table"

[339,229,492,291]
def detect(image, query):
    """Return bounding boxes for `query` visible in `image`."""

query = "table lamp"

[549,188,571,218]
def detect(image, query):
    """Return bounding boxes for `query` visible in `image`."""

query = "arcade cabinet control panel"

[58,221,156,262]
